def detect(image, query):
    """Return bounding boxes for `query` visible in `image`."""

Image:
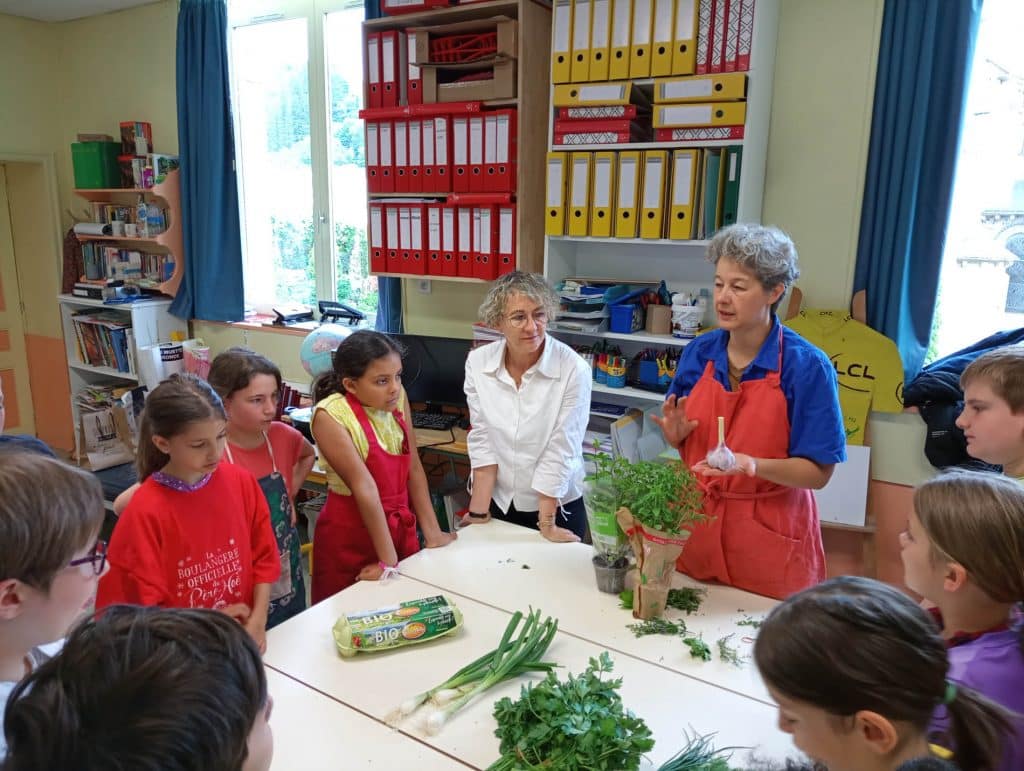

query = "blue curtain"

[364,0,403,333]
[170,0,245,322]
[852,0,983,380]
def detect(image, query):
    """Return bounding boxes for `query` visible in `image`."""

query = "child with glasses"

[0,452,107,759]
[464,271,593,542]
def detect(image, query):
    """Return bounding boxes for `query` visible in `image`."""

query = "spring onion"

[394,608,559,734]
[656,729,747,770]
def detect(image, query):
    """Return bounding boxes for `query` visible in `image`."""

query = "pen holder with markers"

[605,356,627,388]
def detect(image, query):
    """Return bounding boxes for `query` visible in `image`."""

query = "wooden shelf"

[548,235,709,247]
[58,293,171,310]
[372,272,487,283]
[364,0,520,28]
[551,139,743,151]
[74,233,171,247]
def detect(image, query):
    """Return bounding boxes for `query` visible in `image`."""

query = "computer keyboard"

[411,411,460,431]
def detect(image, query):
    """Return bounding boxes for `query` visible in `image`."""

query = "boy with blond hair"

[957,346,1024,480]
[0,452,107,757]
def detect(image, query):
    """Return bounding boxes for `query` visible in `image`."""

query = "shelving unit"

[58,293,187,460]
[543,0,780,408]
[72,168,185,297]
[362,0,551,279]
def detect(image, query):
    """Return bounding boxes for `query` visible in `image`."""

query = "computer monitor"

[393,334,472,408]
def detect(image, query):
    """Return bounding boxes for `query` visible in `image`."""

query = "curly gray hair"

[707,224,799,313]
[478,271,560,328]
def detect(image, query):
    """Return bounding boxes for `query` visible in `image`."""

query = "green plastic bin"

[71,141,121,188]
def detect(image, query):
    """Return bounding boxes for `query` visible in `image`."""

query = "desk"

[266,523,796,769]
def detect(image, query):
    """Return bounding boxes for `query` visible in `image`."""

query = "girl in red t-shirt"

[96,374,280,652]
[208,347,316,628]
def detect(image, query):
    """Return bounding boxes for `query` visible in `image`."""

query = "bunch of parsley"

[487,652,654,771]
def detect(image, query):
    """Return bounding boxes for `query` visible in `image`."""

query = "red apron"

[311,393,420,603]
[677,328,826,599]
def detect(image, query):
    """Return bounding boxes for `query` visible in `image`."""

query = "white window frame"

[228,0,366,312]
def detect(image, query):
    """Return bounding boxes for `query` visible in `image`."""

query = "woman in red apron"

[654,225,846,599]
[310,331,456,603]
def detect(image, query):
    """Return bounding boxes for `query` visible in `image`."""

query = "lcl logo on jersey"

[829,354,876,381]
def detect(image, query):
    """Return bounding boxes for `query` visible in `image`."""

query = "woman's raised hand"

[650,394,699,448]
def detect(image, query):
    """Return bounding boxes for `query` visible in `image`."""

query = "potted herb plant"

[613,457,705,620]
[582,451,632,593]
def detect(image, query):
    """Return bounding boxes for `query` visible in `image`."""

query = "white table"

[265,522,797,770]
[399,520,778,703]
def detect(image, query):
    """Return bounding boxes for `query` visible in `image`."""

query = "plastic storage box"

[71,142,121,189]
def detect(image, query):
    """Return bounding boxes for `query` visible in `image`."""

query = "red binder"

[426,203,443,275]
[497,203,516,275]
[368,202,386,272]
[468,115,485,192]
[379,120,395,192]
[381,31,400,107]
[456,206,474,277]
[420,118,436,191]
[406,31,422,105]
[398,205,412,272]
[366,32,382,109]
[384,204,400,271]
[441,205,458,276]
[394,119,409,192]
[434,116,451,190]
[473,205,498,280]
[492,109,517,192]
[409,203,426,275]
[408,119,422,192]
[365,121,381,192]
[452,115,470,192]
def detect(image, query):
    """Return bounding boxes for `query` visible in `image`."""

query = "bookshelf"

[543,0,780,407]
[361,0,551,280]
[57,294,187,461]
[73,168,185,297]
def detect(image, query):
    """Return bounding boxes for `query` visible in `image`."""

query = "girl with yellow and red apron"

[311,392,421,602]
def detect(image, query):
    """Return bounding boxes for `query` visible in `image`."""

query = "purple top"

[929,627,1024,771]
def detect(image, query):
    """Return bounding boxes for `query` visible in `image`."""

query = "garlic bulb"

[706,416,736,471]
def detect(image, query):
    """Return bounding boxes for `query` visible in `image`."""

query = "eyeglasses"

[506,311,548,329]
[68,539,108,576]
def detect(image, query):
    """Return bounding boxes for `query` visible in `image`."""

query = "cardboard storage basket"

[413,17,517,103]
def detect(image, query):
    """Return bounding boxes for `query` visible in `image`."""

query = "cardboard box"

[414,17,517,103]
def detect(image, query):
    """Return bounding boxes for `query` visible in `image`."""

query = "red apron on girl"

[311,393,420,603]
[678,329,826,599]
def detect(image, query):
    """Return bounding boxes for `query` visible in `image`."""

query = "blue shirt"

[667,316,846,464]
[0,435,57,458]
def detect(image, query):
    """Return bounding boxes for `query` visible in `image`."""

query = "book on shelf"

[71,310,133,374]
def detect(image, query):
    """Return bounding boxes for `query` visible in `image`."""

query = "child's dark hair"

[754,576,1011,771]
[311,330,404,404]
[207,346,283,402]
[0,453,104,590]
[2,605,267,771]
[137,373,226,481]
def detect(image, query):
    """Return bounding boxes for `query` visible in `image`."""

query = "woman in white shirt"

[464,272,592,543]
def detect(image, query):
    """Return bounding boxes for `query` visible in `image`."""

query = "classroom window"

[927,0,1024,362]
[229,1,376,323]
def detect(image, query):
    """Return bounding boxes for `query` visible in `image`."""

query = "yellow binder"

[629,0,652,79]
[668,149,698,240]
[608,0,632,80]
[671,0,697,75]
[653,101,747,128]
[570,0,592,83]
[639,150,668,239]
[553,80,636,106]
[551,0,573,84]
[589,0,613,81]
[545,152,568,236]
[567,152,592,237]
[654,73,747,103]
[590,151,616,237]
[650,0,675,77]
[614,151,641,238]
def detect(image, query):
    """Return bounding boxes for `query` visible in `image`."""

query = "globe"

[300,324,353,377]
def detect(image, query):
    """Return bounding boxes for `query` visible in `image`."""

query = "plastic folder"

[720,145,742,226]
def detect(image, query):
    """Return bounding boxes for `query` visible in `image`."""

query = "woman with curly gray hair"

[653,224,845,599]
[463,271,592,542]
